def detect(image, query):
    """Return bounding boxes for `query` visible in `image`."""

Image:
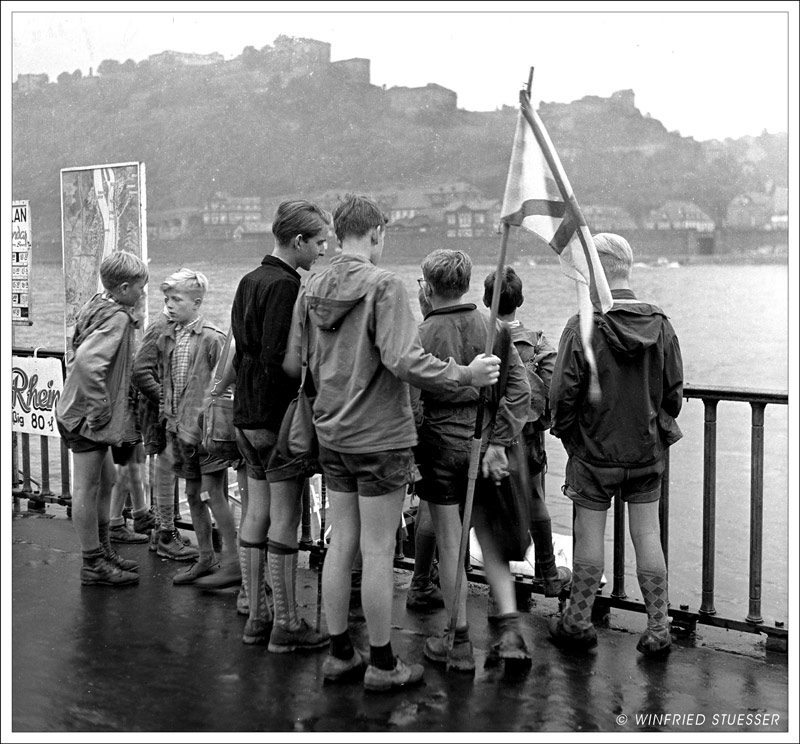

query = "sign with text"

[11,356,64,437]
[12,200,32,325]
[61,162,147,355]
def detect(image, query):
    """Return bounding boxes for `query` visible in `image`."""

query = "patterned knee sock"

[268,542,299,631]
[564,560,604,630]
[240,540,271,622]
[637,570,669,632]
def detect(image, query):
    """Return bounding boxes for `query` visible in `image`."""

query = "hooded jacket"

[295,254,474,454]
[157,313,224,445]
[56,292,138,445]
[412,305,530,453]
[550,288,684,467]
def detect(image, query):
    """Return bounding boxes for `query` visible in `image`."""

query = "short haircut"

[159,268,209,300]
[483,265,524,316]
[99,251,149,291]
[272,200,332,247]
[593,233,633,279]
[332,193,388,244]
[421,249,472,300]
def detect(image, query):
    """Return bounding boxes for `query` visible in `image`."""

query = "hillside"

[11,55,787,239]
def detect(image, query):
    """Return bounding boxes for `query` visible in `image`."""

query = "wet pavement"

[9,508,791,735]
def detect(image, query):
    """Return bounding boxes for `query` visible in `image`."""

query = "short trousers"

[563,456,665,511]
[168,431,229,481]
[57,420,108,454]
[111,440,143,466]
[235,427,316,483]
[414,443,497,507]
[317,444,416,498]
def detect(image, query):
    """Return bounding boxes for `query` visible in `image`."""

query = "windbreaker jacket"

[550,288,684,467]
[291,254,475,454]
[56,293,138,445]
[131,313,169,453]
[412,305,530,453]
[231,256,300,432]
[157,314,224,445]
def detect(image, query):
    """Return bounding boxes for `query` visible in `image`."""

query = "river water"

[12,248,791,624]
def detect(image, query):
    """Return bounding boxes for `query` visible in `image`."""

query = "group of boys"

[57,194,683,693]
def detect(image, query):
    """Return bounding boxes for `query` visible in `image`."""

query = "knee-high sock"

[269,542,299,630]
[530,518,557,579]
[563,559,604,630]
[637,569,669,631]
[240,539,270,623]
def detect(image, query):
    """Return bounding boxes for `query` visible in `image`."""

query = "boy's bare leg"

[194,470,242,586]
[428,502,468,627]
[72,449,113,551]
[359,487,405,647]
[321,489,360,637]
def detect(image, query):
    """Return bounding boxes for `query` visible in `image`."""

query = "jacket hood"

[596,300,669,357]
[73,293,129,350]
[304,256,373,331]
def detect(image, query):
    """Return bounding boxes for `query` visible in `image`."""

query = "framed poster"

[60,161,147,355]
[11,355,64,438]
[12,200,32,325]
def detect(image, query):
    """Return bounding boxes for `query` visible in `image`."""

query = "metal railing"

[11,348,788,651]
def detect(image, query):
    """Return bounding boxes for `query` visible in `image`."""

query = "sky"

[5,0,797,142]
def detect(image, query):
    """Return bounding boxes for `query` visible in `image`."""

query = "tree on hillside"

[57,71,72,85]
[98,59,122,76]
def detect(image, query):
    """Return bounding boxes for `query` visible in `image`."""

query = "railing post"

[21,433,32,493]
[612,493,627,599]
[60,439,72,501]
[300,478,313,546]
[39,436,53,496]
[700,398,718,615]
[746,402,766,625]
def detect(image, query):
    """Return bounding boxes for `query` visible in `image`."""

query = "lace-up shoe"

[542,566,573,598]
[103,546,139,572]
[322,648,367,682]
[109,523,149,544]
[81,557,139,586]
[423,632,475,673]
[364,656,424,692]
[548,616,598,651]
[133,509,157,535]
[636,626,672,658]
[157,529,199,562]
[173,558,219,585]
[267,618,330,654]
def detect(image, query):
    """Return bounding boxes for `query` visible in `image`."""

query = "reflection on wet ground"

[10,510,790,734]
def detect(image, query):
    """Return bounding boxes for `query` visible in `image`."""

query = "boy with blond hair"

[57,250,149,586]
[155,268,241,586]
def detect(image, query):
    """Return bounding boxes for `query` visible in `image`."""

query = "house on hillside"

[202,192,264,237]
[725,192,775,230]
[148,51,224,67]
[643,201,714,231]
[583,205,638,232]
[14,73,49,92]
[386,84,457,114]
[444,200,501,239]
[770,186,788,230]
[147,207,203,240]
[233,221,272,241]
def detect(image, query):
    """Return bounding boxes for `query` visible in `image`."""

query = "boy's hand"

[468,353,501,387]
[481,443,508,484]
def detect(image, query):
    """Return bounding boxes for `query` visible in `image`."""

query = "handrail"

[11,348,789,651]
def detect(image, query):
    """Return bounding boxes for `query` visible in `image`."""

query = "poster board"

[12,200,32,325]
[11,355,64,437]
[60,162,147,355]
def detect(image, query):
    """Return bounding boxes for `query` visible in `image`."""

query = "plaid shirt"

[170,318,198,416]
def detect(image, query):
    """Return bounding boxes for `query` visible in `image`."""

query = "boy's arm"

[132,321,163,405]
[661,325,684,419]
[78,313,130,430]
[549,325,584,443]
[489,342,530,447]
[282,294,304,380]
[260,280,300,378]
[373,276,498,390]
